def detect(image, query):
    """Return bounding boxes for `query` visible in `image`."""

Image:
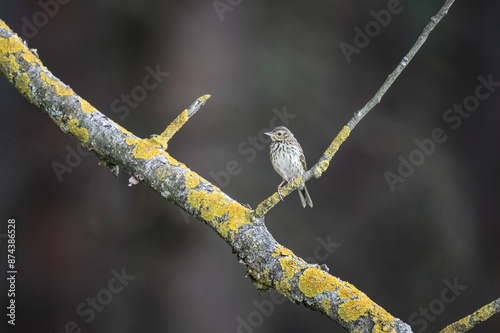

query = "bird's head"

[264,126,292,142]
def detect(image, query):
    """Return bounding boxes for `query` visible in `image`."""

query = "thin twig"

[255,0,456,217]
[154,94,211,149]
[347,0,455,130]
[439,297,500,333]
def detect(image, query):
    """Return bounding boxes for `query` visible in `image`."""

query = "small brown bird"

[264,126,313,208]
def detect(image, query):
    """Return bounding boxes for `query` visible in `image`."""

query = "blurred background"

[1,1,499,332]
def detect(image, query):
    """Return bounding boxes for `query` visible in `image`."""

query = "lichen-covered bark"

[439,298,500,333]
[0,19,413,332]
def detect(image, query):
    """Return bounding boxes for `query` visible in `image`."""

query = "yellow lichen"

[15,72,30,97]
[279,256,304,281]
[338,299,371,322]
[158,109,188,148]
[0,22,42,65]
[260,268,270,282]
[272,244,295,258]
[0,36,23,57]
[270,245,306,298]
[374,312,397,331]
[217,206,249,241]
[6,54,19,73]
[153,94,211,149]
[338,284,356,300]
[0,33,42,107]
[0,19,10,33]
[337,292,396,330]
[321,298,331,315]
[66,119,89,143]
[312,126,351,177]
[163,152,180,166]
[198,94,211,102]
[254,268,272,289]
[40,72,73,96]
[78,97,97,114]
[324,125,350,158]
[254,193,282,217]
[126,137,140,145]
[440,300,500,333]
[132,138,162,160]
[185,172,200,189]
[275,279,292,296]
[298,267,339,298]
[0,52,19,84]
[252,267,272,291]
[20,50,40,64]
[475,303,496,321]
[187,190,250,241]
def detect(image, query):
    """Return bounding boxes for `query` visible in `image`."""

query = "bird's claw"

[277,179,286,201]
[277,188,284,201]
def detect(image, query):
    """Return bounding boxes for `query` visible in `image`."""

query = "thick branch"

[256,0,457,216]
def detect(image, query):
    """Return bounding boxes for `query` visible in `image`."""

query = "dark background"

[1,1,499,332]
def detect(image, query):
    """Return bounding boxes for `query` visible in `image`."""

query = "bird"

[264,126,313,208]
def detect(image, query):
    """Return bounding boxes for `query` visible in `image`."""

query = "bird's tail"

[298,184,313,208]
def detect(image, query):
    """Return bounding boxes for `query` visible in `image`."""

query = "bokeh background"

[1,1,499,332]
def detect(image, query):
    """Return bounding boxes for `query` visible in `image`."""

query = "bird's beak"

[264,132,273,138]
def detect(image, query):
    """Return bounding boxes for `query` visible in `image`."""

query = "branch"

[1,1,476,331]
[152,94,211,150]
[255,0,457,216]
[439,297,500,333]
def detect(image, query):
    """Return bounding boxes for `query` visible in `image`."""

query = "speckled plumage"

[265,126,313,208]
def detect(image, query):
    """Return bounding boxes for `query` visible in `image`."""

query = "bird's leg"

[277,179,286,201]
[288,176,297,188]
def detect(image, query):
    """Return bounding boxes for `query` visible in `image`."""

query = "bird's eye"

[278,132,282,136]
